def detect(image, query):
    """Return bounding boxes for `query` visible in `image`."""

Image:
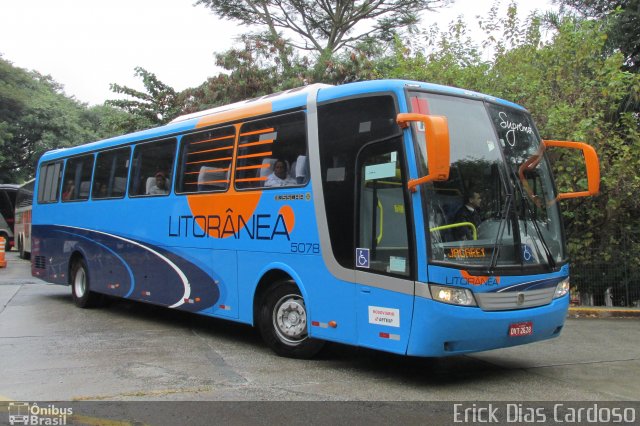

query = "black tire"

[70,258,101,308]
[18,237,28,260]
[258,280,324,359]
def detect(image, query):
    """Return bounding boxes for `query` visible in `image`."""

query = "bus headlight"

[554,277,570,299]
[429,284,477,306]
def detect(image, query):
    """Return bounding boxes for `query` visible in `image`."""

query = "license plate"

[509,321,533,337]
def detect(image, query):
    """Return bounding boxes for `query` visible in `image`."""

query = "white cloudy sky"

[0,0,554,106]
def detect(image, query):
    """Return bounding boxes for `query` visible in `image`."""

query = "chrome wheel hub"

[74,268,86,297]
[273,295,308,344]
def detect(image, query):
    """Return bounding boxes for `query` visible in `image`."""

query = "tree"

[107,67,182,128]
[0,57,105,182]
[178,30,382,114]
[554,0,640,71]
[374,2,640,302]
[195,0,452,72]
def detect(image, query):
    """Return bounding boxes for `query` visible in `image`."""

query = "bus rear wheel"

[71,258,100,308]
[258,281,324,359]
[18,237,28,260]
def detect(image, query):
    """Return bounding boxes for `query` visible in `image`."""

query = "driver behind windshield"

[453,189,483,240]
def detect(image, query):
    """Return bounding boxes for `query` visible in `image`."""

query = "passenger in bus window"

[147,172,169,195]
[62,180,75,201]
[264,159,296,187]
[97,183,108,198]
[453,189,483,240]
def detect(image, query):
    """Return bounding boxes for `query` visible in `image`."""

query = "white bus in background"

[14,179,34,259]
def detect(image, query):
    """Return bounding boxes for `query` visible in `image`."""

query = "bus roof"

[39,79,526,163]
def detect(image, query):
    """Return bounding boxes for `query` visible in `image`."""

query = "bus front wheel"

[71,258,100,308]
[258,281,324,359]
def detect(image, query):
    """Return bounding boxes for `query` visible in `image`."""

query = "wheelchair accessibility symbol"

[356,248,370,268]
[522,244,534,262]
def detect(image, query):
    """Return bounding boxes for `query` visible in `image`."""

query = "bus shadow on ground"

[44,291,517,387]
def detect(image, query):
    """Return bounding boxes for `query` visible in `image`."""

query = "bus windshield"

[410,92,566,271]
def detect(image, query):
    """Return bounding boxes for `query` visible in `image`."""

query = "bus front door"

[355,140,415,354]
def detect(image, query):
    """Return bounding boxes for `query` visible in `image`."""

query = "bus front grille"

[475,288,556,311]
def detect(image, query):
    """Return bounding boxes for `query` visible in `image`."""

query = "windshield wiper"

[487,193,512,274]
[520,188,556,269]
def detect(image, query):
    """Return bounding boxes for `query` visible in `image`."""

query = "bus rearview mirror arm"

[396,113,451,193]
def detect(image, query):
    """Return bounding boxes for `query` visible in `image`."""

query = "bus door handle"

[361,286,371,294]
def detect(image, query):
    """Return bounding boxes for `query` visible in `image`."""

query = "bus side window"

[62,155,94,202]
[37,162,63,204]
[92,147,130,199]
[176,126,235,193]
[129,138,176,197]
[235,111,308,190]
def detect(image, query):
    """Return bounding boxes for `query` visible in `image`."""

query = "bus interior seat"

[79,181,91,198]
[197,166,228,191]
[145,177,154,194]
[113,177,127,196]
[293,155,308,183]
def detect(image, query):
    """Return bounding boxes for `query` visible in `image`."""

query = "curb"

[568,307,640,319]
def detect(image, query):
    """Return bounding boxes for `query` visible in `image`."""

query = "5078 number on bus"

[290,242,320,254]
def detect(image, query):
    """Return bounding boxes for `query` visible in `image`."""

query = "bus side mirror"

[397,113,451,192]
[543,140,600,199]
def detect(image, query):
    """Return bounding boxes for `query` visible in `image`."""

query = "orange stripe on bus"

[186,157,233,165]
[239,127,275,138]
[236,164,270,171]
[184,168,230,175]
[201,167,230,173]
[235,177,268,183]
[238,139,274,149]
[196,103,272,129]
[190,134,235,145]
[187,145,234,156]
[237,151,272,160]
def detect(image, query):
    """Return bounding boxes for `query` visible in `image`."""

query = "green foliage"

[195,0,452,58]
[178,33,382,113]
[488,18,640,297]
[106,67,182,128]
[0,57,116,183]
[556,0,640,72]
[379,2,639,297]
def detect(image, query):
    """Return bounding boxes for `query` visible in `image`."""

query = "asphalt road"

[1,251,638,403]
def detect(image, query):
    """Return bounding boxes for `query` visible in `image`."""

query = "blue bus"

[32,80,599,358]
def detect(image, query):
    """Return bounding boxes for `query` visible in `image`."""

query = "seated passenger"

[264,159,296,187]
[147,172,169,195]
[62,180,75,201]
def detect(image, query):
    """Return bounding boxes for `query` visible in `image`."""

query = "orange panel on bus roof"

[196,102,273,128]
